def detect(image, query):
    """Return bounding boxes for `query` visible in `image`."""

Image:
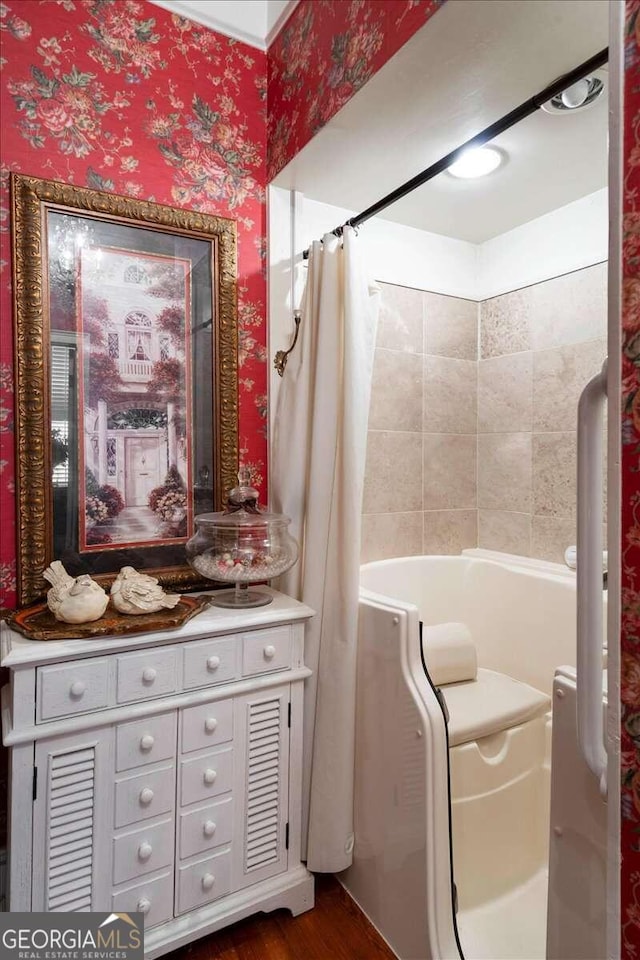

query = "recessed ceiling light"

[447,146,503,179]
[541,75,605,114]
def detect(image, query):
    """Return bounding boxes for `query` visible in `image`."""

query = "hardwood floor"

[163,874,398,960]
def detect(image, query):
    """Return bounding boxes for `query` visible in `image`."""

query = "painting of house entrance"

[11,175,239,604]
[78,246,192,552]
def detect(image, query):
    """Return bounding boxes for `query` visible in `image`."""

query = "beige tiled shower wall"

[477,261,607,563]
[362,283,479,562]
[361,262,607,566]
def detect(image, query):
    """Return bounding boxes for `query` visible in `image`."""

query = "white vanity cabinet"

[1,590,314,958]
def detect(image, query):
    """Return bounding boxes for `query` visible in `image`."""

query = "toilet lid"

[441,668,551,747]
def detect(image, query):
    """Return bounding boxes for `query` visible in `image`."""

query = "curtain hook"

[274,310,302,377]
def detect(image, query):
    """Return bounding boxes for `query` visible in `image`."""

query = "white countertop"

[1,589,315,669]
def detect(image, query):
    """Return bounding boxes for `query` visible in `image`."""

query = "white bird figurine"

[110,566,181,615]
[43,561,109,624]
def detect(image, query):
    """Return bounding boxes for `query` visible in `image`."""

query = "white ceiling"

[273,0,609,244]
[149,0,297,49]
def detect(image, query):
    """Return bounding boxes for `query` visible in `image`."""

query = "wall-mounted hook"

[274,310,302,377]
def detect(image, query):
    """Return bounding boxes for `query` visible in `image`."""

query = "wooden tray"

[5,595,211,641]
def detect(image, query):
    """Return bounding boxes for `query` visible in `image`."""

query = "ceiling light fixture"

[447,146,503,179]
[541,74,605,113]
[561,78,591,108]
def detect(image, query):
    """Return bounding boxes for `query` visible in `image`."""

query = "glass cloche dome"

[186,468,298,608]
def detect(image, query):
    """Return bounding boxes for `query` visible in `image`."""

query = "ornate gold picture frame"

[11,174,238,605]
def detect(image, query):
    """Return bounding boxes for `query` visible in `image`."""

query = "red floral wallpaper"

[622,2,640,953]
[0,0,268,610]
[266,0,444,181]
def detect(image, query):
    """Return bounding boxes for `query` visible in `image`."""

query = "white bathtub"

[343,550,604,960]
[359,549,582,695]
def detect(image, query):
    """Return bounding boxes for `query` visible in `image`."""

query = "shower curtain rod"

[302,46,608,258]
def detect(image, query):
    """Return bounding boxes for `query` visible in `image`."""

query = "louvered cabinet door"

[232,684,291,891]
[32,728,114,912]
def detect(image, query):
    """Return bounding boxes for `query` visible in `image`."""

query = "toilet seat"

[442,668,551,747]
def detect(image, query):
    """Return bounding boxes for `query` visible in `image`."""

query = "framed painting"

[11,174,239,605]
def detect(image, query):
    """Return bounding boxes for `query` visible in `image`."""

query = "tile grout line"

[529,335,535,556]
[421,290,426,555]
[476,299,481,550]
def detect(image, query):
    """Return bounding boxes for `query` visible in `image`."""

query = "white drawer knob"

[263,644,276,660]
[137,897,151,915]
[204,717,218,734]
[142,667,157,684]
[139,734,155,752]
[69,680,86,699]
[203,819,216,838]
[139,787,154,806]
[206,655,221,672]
[203,768,217,785]
[138,842,153,861]
[201,872,215,891]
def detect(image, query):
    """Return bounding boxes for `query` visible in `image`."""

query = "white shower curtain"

[271,227,379,872]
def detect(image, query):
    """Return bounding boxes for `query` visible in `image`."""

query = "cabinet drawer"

[180,747,233,806]
[183,637,237,689]
[242,627,292,677]
[116,647,177,704]
[116,712,176,772]
[115,764,175,828]
[113,818,174,884]
[112,871,173,929]
[38,659,110,721]
[176,848,232,915]
[181,699,233,755]
[179,796,233,861]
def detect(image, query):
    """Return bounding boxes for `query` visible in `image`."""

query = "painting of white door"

[78,245,193,551]
[124,435,162,506]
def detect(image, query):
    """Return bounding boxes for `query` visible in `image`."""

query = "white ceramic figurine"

[43,560,110,624]
[110,566,181,615]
